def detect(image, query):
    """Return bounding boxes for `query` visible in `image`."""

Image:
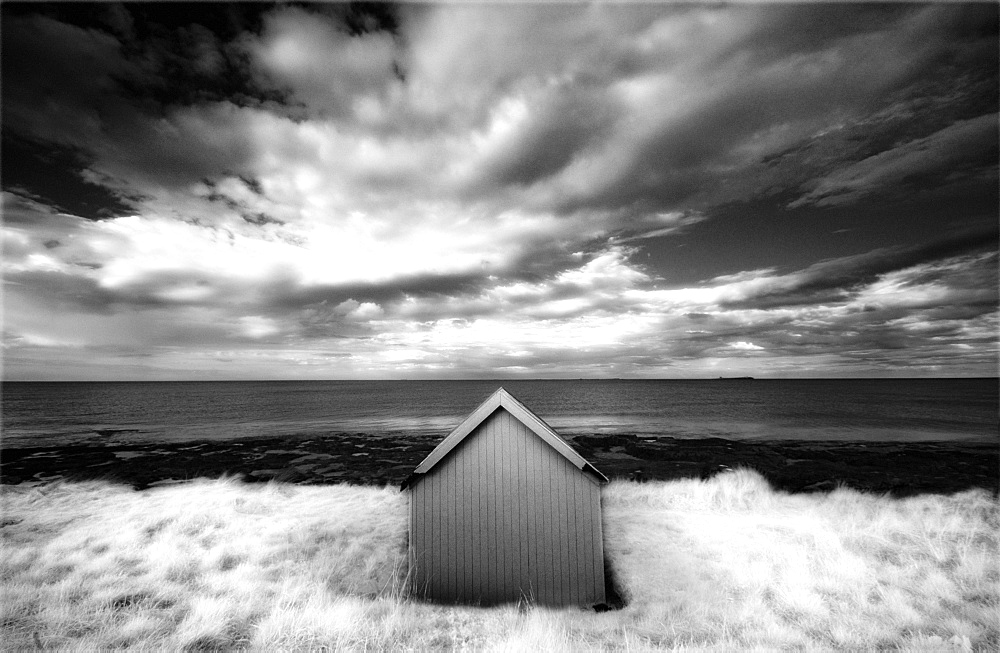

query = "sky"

[1,1,997,381]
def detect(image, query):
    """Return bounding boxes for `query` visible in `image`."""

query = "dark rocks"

[0,432,437,489]
[1,431,996,496]
[583,437,997,497]
[800,480,838,493]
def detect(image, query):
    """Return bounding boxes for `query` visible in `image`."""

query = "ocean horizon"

[3,378,997,449]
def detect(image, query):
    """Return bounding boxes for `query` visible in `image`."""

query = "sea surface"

[1,379,997,448]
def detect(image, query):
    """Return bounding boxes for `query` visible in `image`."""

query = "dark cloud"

[720,228,998,310]
[668,278,996,368]
[1,136,135,219]
[790,114,998,209]
[536,3,997,221]
[0,7,272,216]
[261,269,491,313]
[472,85,620,190]
[318,2,403,37]
[4,269,122,314]
[202,178,284,226]
[1,191,61,225]
[0,12,138,162]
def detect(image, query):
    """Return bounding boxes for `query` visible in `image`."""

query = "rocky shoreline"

[1,431,996,497]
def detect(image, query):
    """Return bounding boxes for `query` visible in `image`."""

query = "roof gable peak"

[402,387,607,489]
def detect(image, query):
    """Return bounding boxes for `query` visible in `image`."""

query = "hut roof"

[403,387,608,489]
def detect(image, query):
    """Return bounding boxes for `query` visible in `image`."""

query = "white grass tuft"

[1,470,997,651]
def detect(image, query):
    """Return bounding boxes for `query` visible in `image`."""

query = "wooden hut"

[403,387,608,606]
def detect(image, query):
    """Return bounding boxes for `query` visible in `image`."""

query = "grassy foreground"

[1,470,997,651]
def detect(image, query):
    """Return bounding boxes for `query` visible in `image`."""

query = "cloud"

[2,3,996,379]
[6,212,996,378]
[5,3,994,231]
[247,6,402,122]
[486,3,998,216]
[465,85,620,191]
[790,114,998,208]
[730,341,764,351]
[0,14,134,144]
[711,229,998,310]
[613,211,708,242]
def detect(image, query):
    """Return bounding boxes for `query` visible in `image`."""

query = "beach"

[3,385,997,650]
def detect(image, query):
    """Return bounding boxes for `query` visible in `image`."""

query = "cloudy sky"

[2,2,997,380]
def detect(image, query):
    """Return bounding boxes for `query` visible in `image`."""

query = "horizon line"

[3,376,997,383]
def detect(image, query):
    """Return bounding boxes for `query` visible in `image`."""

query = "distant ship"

[718,376,754,380]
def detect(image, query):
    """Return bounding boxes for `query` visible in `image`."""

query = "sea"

[1,379,997,449]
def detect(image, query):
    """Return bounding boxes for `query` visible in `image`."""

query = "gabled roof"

[402,387,608,489]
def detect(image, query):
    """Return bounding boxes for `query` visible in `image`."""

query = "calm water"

[1,379,997,447]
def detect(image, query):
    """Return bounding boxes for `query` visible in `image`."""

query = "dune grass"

[1,469,997,651]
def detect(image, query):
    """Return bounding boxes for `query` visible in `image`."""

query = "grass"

[1,469,997,651]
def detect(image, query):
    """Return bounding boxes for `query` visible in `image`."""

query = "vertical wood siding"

[411,408,605,606]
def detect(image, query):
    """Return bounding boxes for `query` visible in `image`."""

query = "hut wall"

[410,407,605,606]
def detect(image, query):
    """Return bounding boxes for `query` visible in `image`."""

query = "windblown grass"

[1,470,996,651]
